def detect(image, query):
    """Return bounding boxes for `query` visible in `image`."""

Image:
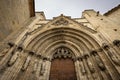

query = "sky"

[35,0,120,19]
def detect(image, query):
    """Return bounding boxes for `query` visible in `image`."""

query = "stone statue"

[22,56,31,71]
[95,55,106,71]
[87,58,95,73]
[111,55,120,66]
[79,61,86,75]
[0,46,10,57]
[107,49,120,66]
[40,61,46,75]
[33,59,38,73]
[8,51,20,66]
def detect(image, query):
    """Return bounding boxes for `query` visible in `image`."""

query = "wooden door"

[49,58,77,80]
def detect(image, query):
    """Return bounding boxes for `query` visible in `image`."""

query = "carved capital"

[102,43,109,50]
[7,42,14,48]
[90,49,97,55]
[113,40,120,47]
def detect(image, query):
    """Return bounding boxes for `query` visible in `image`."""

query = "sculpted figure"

[22,56,31,71]
[40,61,46,75]
[79,61,86,75]
[111,55,120,66]
[0,46,10,57]
[33,60,38,73]
[108,49,120,66]
[8,51,20,66]
[87,58,95,73]
[95,55,106,71]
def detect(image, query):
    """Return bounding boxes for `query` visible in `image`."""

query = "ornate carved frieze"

[52,18,69,26]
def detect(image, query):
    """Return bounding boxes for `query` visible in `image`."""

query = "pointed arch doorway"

[49,47,77,80]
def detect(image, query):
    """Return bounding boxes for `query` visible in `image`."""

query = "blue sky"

[35,0,120,19]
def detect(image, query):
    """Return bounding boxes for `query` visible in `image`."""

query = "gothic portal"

[0,4,120,80]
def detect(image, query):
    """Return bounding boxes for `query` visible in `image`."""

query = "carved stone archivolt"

[1,15,120,80]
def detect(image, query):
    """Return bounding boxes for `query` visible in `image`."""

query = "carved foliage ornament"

[52,18,69,26]
[53,47,73,59]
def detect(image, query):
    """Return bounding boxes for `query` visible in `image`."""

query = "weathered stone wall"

[104,5,120,25]
[82,10,120,41]
[0,0,35,41]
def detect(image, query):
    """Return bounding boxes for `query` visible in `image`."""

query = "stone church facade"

[0,1,120,80]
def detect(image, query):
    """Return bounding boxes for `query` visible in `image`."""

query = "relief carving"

[52,18,69,26]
